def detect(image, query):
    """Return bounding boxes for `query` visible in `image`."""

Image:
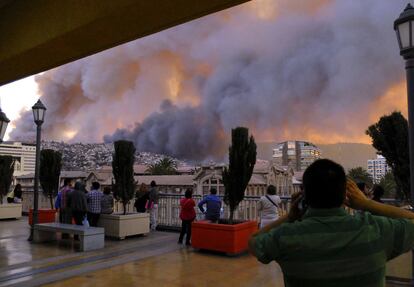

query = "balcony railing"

[152,194,292,229]
[21,191,401,229]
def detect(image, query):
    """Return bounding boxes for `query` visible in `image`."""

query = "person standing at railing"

[55,179,73,238]
[148,180,159,231]
[134,183,149,213]
[258,185,281,229]
[101,187,114,214]
[86,182,103,227]
[178,188,196,246]
[198,188,221,223]
[372,185,385,204]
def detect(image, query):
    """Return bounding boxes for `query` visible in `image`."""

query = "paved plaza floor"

[0,217,284,287]
[0,217,411,287]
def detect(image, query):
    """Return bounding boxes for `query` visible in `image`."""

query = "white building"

[0,142,36,177]
[273,141,321,171]
[367,155,391,183]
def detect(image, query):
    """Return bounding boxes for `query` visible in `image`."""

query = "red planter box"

[28,209,57,225]
[191,220,258,255]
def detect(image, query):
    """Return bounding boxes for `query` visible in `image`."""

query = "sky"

[0,76,39,140]
[0,0,410,160]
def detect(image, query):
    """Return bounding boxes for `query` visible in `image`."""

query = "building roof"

[87,170,113,185]
[134,164,149,174]
[253,160,270,173]
[17,170,88,179]
[60,171,89,178]
[135,175,194,186]
[249,174,267,185]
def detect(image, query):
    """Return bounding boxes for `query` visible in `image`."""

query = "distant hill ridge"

[256,142,377,170]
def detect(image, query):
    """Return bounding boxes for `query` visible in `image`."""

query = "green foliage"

[222,127,257,224]
[40,149,62,209]
[366,111,410,200]
[379,172,398,199]
[112,140,136,215]
[146,157,178,175]
[0,156,14,204]
[347,167,373,186]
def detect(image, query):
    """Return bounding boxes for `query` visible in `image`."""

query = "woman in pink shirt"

[178,188,196,246]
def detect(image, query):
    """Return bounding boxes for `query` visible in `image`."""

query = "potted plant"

[29,149,61,224]
[98,140,149,239]
[192,127,258,254]
[0,155,21,219]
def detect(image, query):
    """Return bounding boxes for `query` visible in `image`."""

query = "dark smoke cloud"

[11,0,408,160]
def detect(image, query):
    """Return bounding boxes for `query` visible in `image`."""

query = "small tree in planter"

[192,127,257,254]
[112,140,135,215]
[0,156,14,204]
[40,149,62,209]
[222,127,257,224]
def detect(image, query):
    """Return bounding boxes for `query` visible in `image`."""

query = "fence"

[154,194,292,228]
[21,191,401,229]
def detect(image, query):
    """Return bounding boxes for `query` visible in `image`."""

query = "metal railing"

[155,194,292,228]
[20,191,401,229]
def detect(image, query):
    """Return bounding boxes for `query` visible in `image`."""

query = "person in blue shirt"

[198,188,222,223]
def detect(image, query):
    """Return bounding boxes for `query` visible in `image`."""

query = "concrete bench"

[33,223,104,251]
[0,203,22,219]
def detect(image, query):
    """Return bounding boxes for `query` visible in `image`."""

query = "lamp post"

[0,107,10,143]
[395,3,414,208]
[28,99,46,241]
[394,3,414,281]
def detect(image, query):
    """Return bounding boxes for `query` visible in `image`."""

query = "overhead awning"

[0,0,249,86]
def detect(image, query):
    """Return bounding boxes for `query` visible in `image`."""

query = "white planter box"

[98,212,150,239]
[0,204,22,219]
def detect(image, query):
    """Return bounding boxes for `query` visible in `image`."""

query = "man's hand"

[345,179,370,210]
[288,191,306,222]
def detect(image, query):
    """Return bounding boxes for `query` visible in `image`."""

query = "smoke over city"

[10,0,409,160]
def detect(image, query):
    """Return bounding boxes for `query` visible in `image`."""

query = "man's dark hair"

[185,188,193,199]
[150,180,156,187]
[210,188,217,195]
[372,185,384,200]
[303,159,346,209]
[356,182,366,192]
[64,178,72,186]
[92,182,100,190]
[14,184,22,198]
[103,187,111,195]
[267,185,276,195]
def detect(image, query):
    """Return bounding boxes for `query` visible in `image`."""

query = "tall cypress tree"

[222,127,257,224]
[0,156,14,204]
[40,149,62,208]
[112,140,136,215]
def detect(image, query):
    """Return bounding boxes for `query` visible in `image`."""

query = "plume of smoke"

[10,0,408,160]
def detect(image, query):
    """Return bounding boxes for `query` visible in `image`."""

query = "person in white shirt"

[258,185,281,228]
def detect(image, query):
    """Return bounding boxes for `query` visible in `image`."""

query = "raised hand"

[345,179,369,210]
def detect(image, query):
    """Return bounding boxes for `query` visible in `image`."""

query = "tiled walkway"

[0,217,412,287]
[44,249,284,287]
[0,218,284,287]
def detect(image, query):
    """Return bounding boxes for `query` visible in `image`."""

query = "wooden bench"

[33,223,104,251]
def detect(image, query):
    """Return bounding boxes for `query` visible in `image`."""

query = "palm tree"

[146,157,178,175]
[347,167,373,186]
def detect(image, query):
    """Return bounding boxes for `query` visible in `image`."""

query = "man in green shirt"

[249,159,414,287]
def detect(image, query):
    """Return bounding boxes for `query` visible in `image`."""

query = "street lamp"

[0,107,10,143]
[28,99,46,241]
[395,3,414,206]
[394,3,414,281]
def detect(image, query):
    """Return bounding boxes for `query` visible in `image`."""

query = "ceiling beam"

[0,0,249,86]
